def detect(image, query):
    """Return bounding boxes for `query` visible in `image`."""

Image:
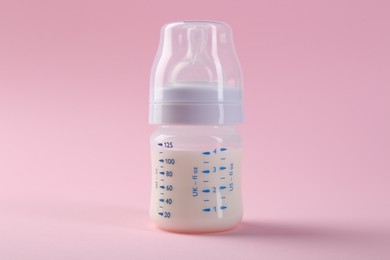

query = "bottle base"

[153,222,241,234]
[151,214,243,234]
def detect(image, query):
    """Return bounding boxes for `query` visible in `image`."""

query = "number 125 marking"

[163,142,173,148]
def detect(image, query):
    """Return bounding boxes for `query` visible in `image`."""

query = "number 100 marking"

[165,159,175,164]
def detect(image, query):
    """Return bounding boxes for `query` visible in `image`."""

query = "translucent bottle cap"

[149,21,243,125]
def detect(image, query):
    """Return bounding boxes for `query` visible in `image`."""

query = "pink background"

[1,0,389,259]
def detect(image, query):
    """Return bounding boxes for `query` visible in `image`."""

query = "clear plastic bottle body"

[150,125,243,233]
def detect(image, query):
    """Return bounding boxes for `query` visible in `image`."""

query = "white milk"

[150,147,242,233]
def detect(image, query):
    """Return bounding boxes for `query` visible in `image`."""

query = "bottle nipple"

[169,26,217,86]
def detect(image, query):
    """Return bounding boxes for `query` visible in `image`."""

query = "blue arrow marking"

[202,189,210,193]
[202,170,210,174]
[203,208,211,212]
[221,206,227,210]
[159,199,164,202]
[220,148,227,151]
[220,166,227,170]
[158,212,163,216]
[158,143,163,146]
[220,185,227,190]
[159,185,165,189]
[159,159,164,163]
[202,152,210,155]
[159,172,164,175]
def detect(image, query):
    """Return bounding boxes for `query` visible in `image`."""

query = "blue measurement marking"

[159,171,164,175]
[221,157,226,160]
[203,199,210,202]
[220,148,227,151]
[202,152,210,155]
[203,208,211,212]
[202,170,210,174]
[159,199,164,202]
[220,177,226,180]
[158,143,163,146]
[159,185,165,189]
[220,166,227,170]
[220,206,227,210]
[203,180,209,183]
[158,212,163,216]
[202,189,210,193]
[203,161,209,164]
[220,185,227,190]
[159,159,164,163]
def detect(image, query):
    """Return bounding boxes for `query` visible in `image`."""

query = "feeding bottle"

[149,21,244,233]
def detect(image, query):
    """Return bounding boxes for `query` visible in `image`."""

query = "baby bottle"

[149,21,244,233]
